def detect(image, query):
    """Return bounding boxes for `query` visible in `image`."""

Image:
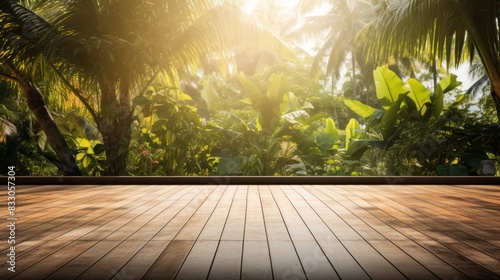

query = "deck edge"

[6,176,500,185]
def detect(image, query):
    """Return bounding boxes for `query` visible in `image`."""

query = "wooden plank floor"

[1,184,499,280]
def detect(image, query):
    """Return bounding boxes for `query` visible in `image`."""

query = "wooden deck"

[1,184,499,280]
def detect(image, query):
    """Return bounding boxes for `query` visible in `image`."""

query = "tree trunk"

[97,77,133,176]
[6,63,82,175]
[99,118,132,176]
[491,85,500,123]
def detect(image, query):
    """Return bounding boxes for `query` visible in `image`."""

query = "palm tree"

[1,0,293,175]
[358,0,500,122]
[1,0,82,175]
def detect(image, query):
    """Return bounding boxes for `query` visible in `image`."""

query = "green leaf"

[373,66,409,109]
[217,156,243,175]
[325,118,339,139]
[267,73,289,103]
[345,118,361,150]
[237,72,263,104]
[407,78,431,115]
[81,155,91,168]
[132,95,148,107]
[178,93,193,101]
[381,93,407,140]
[282,92,301,113]
[77,138,91,148]
[93,143,106,155]
[76,153,85,161]
[301,113,327,126]
[462,148,489,170]
[316,133,336,152]
[438,74,462,94]
[201,80,219,111]
[342,98,380,119]
[436,164,469,176]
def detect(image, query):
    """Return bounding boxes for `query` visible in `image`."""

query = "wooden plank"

[60,185,174,241]
[174,185,227,241]
[197,185,237,241]
[176,186,238,279]
[310,185,440,280]
[0,184,499,280]
[127,186,207,241]
[175,240,219,280]
[1,184,165,259]
[143,240,194,280]
[331,189,469,280]
[208,240,243,280]
[151,186,216,241]
[290,185,371,280]
[242,241,273,280]
[271,186,339,279]
[3,241,96,280]
[241,186,272,279]
[112,240,171,280]
[143,185,223,279]
[44,240,121,280]
[104,185,191,241]
[73,239,147,280]
[259,186,306,280]
[0,240,71,279]
[341,185,498,279]
[207,185,247,279]
[220,185,247,241]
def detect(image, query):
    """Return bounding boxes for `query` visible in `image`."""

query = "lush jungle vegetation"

[1,0,499,176]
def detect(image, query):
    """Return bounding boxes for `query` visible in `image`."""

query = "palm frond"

[466,75,489,96]
[358,0,499,70]
[167,4,295,78]
[0,117,18,142]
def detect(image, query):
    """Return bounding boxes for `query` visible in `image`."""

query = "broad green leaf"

[201,80,219,111]
[462,148,489,170]
[343,140,370,160]
[316,133,336,151]
[93,143,106,155]
[217,156,243,175]
[178,93,193,101]
[81,155,91,168]
[282,110,309,123]
[77,138,91,148]
[345,118,361,150]
[76,153,85,161]
[373,66,409,109]
[282,92,301,113]
[267,73,289,103]
[407,78,431,115]
[237,72,263,104]
[301,113,327,126]
[132,95,148,107]
[381,93,406,140]
[325,118,339,139]
[300,102,314,110]
[438,74,462,94]
[342,98,379,118]
[256,116,263,131]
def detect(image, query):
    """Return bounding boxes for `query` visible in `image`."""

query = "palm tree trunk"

[97,77,132,176]
[6,63,82,175]
[491,85,500,123]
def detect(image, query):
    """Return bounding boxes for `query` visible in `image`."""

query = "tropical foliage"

[0,0,498,176]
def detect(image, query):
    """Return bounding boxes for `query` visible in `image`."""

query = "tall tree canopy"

[357,0,500,122]
[0,0,293,175]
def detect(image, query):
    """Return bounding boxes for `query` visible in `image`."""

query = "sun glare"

[242,0,300,14]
